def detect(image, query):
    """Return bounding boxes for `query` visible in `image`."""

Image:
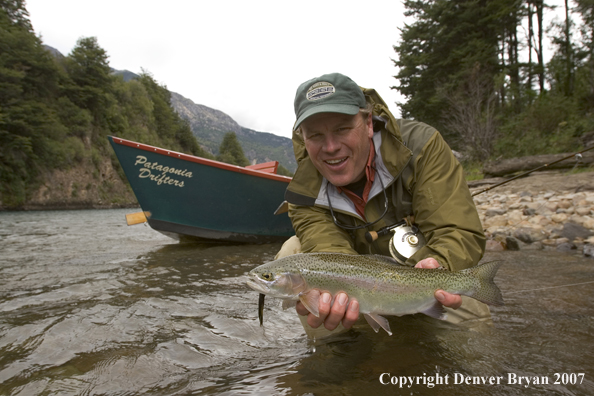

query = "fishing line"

[506,280,594,294]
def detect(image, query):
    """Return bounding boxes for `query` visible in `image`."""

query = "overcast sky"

[26,0,409,139]
[25,0,567,140]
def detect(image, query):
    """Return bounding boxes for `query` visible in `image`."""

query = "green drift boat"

[108,136,294,243]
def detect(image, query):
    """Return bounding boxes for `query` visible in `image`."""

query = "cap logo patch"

[306,82,335,101]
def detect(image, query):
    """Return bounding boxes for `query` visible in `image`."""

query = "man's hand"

[295,290,359,330]
[415,257,462,309]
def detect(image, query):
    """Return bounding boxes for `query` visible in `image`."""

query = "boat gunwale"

[109,136,292,183]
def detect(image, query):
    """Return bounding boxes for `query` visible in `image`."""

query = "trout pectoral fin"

[422,301,448,320]
[299,290,320,317]
[364,313,392,336]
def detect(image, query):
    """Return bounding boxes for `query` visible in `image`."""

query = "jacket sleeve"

[288,203,359,254]
[406,131,486,271]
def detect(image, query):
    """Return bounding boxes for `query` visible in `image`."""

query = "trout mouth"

[246,274,271,295]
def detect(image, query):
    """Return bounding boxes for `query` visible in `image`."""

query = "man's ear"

[365,113,374,138]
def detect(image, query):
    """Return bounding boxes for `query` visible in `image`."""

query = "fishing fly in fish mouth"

[247,253,504,336]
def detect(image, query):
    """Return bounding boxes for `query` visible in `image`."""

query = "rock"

[507,210,524,225]
[551,213,569,223]
[571,193,587,204]
[569,214,586,225]
[509,201,524,209]
[483,215,508,228]
[583,244,594,258]
[584,218,594,230]
[486,207,507,216]
[523,208,536,216]
[505,236,521,251]
[576,206,592,216]
[559,222,594,240]
[558,200,572,209]
[513,227,548,243]
[557,242,577,252]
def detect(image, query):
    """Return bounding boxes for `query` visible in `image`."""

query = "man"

[279,73,489,333]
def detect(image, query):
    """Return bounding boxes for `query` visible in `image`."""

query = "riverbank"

[469,171,594,258]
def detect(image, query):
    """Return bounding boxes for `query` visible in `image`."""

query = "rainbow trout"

[246,253,503,335]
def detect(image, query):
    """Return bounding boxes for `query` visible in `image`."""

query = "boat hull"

[108,136,294,243]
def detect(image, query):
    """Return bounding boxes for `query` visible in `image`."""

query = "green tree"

[574,0,594,111]
[277,164,293,177]
[393,0,501,144]
[137,71,210,158]
[0,0,67,205]
[63,37,114,122]
[217,132,249,166]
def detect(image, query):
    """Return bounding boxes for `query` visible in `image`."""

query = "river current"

[0,209,592,395]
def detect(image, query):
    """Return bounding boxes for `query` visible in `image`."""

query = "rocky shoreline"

[470,172,594,259]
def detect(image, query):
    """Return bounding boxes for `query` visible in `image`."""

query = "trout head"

[246,262,307,299]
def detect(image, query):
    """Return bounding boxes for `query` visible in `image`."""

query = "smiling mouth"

[325,158,347,165]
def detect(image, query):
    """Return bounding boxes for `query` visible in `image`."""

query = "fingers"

[342,299,359,329]
[295,291,359,330]
[295,300,309,316]
[415,257,441,269]
[323,293,348,330]
[435,290,462,309]
[307,292,332,328]
[416,259,462,309]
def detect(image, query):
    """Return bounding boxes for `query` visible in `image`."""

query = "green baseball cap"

[293,73,366,130]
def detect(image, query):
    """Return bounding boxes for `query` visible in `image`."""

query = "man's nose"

[322,133,341,153]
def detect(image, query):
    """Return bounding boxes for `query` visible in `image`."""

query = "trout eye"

[261,272,273,281]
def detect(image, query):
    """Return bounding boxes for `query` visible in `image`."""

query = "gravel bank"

[469,171,594,258]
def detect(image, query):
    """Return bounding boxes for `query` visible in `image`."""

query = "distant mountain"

[169,92,296,172]
[107,68,296,172]
[111,69,140,82]
[42,45,64,60]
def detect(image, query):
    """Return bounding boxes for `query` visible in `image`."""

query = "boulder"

[560,223,594,241]
[513,227,548,243]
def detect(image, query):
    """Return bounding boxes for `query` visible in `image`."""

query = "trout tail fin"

[462,260,504,306]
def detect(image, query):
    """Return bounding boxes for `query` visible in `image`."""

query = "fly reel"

[388,224,426,264]
[365,219,426,264]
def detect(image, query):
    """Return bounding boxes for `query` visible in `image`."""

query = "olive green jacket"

[285,88,485,271]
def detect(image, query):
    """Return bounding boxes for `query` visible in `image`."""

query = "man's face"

[301,112,374,187]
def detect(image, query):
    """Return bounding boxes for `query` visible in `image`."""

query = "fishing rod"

[471,145,594,197]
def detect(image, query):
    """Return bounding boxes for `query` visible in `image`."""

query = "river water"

[0,209,593,395]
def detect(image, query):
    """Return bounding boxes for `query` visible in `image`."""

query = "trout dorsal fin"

[364,313,393,335]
